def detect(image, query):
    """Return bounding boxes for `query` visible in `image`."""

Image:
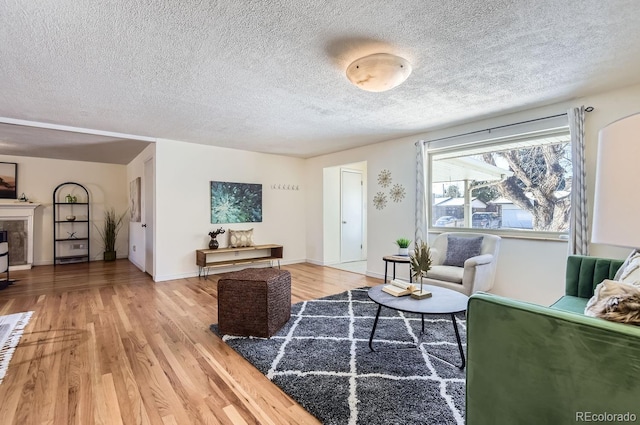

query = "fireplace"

[0,203,41,270]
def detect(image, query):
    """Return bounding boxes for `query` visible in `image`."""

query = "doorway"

[341,169,363,262]
[322,162,367,274]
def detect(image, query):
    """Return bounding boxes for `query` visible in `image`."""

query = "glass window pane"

[430,133,571,233]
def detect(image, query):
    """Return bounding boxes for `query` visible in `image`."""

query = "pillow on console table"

[229,229,255,248]
[443,235,483,267]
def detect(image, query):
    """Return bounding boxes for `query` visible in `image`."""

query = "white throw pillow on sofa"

[613,250,639,281]
[618,252,640,286]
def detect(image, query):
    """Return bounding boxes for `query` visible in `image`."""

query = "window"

[429,126,572,235]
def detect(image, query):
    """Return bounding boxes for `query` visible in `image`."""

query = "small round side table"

[382,255,412,283]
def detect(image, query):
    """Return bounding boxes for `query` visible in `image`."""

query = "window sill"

[428,228,569,243]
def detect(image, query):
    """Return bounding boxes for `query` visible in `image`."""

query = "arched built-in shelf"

[53,182,90,265]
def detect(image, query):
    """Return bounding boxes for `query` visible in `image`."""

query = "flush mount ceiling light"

[346,53,412,92]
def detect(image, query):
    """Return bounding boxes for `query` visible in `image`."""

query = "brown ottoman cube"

[217,268,291,338]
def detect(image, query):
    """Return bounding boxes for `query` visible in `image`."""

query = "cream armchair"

[422,232,501,296]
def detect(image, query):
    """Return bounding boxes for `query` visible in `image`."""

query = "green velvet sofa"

[466,255,640,425]
[550,255,624,313]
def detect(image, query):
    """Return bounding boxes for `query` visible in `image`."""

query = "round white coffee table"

[367,284,468,369]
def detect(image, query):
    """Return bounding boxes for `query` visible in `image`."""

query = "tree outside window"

[430,131,572,233]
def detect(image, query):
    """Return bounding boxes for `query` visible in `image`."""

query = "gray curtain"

[568,106,589,255]
[415,141,428,245]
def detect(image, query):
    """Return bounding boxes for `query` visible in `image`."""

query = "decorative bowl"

[66,215,76,221]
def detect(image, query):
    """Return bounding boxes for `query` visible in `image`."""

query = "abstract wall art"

[129,177,141,222]
[210,181,262,224]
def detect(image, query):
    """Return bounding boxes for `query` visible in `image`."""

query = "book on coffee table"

[382,279,418,297]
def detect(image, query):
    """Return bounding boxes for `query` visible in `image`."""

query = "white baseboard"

[8,264,31,271]
[366,270,385,280]
[128,257,145,272]
[153,271,200,282]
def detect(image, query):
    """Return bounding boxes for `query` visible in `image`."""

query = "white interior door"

[144,158,154,278]
[341,170,363,262]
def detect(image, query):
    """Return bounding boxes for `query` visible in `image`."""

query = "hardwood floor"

[0,260,381,425]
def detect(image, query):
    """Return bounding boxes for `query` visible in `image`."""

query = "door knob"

[142,224,147,228]
[342,221,347,224]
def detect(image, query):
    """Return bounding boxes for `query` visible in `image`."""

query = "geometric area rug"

[211,288,465,425]
[0,311,33,385]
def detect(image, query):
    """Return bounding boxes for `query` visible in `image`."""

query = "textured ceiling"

[1,0,640,163]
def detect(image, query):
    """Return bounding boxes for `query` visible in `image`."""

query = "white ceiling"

[2,0,640,164]
[0,122,150,165]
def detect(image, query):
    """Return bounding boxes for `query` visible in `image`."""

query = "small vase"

[398,247,409,256]
[209,238,219,249]
[103,251,116,261]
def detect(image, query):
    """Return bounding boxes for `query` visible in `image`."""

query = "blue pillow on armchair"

[443,235,483,267]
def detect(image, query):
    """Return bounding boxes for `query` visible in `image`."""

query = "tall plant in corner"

[95,208,127,261]
[410,240,432,299]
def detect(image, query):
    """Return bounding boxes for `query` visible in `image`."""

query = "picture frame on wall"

[0,162,17,199]
[210,181,262,224]
[129,177,141,222]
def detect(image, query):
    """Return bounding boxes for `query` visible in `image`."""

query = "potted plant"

[395,237,411,256]
[95,208,127,261]
[410,240,432,299]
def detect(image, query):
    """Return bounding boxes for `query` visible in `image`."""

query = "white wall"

[0,154,128,264]
[306,138,417,271]
[487,237,568,305]
[579,85,640,260]
[6,83,640,301]
[153,139,306,281]
[305,82,640,305]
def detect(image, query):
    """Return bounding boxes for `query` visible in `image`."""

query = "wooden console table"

[196,244,283,278]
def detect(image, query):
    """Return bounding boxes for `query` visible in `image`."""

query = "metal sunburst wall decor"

[377,169,392,188]
[373,192,387,210]
[374,169,405,209]
[390,184,406,202]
